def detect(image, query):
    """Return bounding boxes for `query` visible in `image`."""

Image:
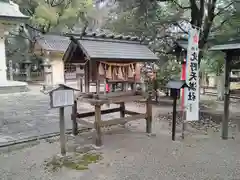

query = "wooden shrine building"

[63,32,159,146]
[210,37,240,139]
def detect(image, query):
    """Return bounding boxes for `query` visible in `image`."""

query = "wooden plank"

[101,114,146,127]
[125,110,141,115]
[76,118,94,128]
[78,93,146,105]
[98,91,135,98]
[76,107,121,118]
[109,95,146,103]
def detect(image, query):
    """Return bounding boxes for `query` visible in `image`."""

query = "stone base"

[0,81,28,94]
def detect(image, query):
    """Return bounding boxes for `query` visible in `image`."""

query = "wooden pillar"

[120,102,125,118]
[71,100,78,136]
[94,104,102,146]
[43,53,52,86]
[146,92,152,133]
[96,79,100,95]
[25,61,32,82]
[8,60,13,80]
[222,51,231,140]
[133,75,137,92]
[75,64,84,91]
[84,61,90,93]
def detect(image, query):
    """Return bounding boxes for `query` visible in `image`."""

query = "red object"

[106,83,110,93]
[181,59,186,111]
[193,34,199,44]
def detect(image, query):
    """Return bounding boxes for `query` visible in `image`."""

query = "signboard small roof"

[41,84,80,94]
[166,80,189,89]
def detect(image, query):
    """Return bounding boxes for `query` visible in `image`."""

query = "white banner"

[185,27,200,121]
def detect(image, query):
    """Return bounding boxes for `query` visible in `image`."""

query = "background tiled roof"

[0,1,29,21]
[36,35,70,52]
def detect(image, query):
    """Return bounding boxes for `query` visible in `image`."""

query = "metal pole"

[172,90,177,141]
[59,107,66,156]
[222,52,231,140]
[181,60,186,139]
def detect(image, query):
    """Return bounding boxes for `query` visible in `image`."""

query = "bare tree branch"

[6,48,20,57]
[173,22,188,34]
[51,0,65,7]
[8,31,32,42]
[65,0,73,8]
[210,18,229,33]
[25,24,46,34]
[214,1,234,17]
[171,0,191,9]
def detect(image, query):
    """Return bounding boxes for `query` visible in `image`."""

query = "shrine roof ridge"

[36,31,146,52]
[64,31,144,44]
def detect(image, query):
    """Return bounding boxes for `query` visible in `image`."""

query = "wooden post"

[133,74,137,92]
[123,81,128,92]
[104,79,107,95]
[72,100,78,136]
[84,62,89,93]
[222,52,231,140]
[59,107,66,156]
[9,60,13,80]
[172,90,177,141]
[146,92,152,133]
[96,79,100,95]
[120,102,125,118]
[75,64,83,91]
[112,83,116,92]
[94,104,102,146]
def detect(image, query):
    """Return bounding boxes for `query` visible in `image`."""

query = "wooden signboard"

[41,84,79,156]
[51,89,74,108]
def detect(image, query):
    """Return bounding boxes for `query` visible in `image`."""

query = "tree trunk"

[216,73,224,101]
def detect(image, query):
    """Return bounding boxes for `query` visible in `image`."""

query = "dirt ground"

[1,100,240,180]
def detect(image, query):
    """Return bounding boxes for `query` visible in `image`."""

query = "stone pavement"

[0,85,91,145]
[0,85,134,145]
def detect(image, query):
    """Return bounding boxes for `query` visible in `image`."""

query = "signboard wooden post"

[42,84,79,156]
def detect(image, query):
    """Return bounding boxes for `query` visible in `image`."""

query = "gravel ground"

[1,103,240,180]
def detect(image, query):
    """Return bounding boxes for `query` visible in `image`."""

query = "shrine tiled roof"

[65,32,159,61]
[0,1,29,22]
[210,38,240,51]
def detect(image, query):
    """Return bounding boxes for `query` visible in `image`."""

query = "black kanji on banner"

[188,91,196,101]
[189,71,197,81]
[190,52,198,62]
[190,62,197,71]
[189,81,197,91]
